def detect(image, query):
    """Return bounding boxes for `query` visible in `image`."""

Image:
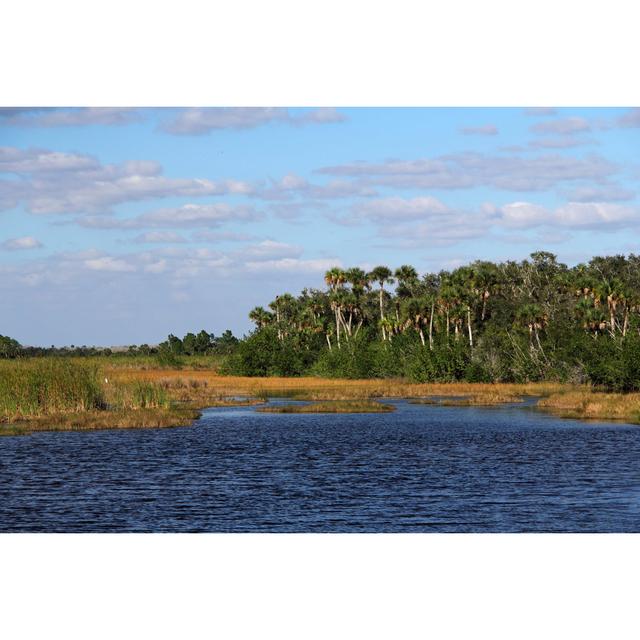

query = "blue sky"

[1,106,639,346]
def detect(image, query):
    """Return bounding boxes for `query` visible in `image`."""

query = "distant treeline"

[223,251,640,391]
[0,330,239,361]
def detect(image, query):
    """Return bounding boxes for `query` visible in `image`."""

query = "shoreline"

[2,368,639,435]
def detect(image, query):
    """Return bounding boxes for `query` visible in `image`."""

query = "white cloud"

[133,231,188,244]
[244,258,341,273]
[0,146,254,214]
[617,108,640,128]
[563,184,635,202]
[133,203,263,228]
[0,108,143,128]
[349,196,450,223]
[84,257,136,272]
[240,240,302,261]
[192,230,256,242]
[460,124,498,136]
[523,107,557,116]
[555,202,638,227]
[529,135,595,149]
[256,173,376,201]
[161,107,345,135]
[497,201,639,230]
[530,117,591,135]
[499,202,551,228]
[1,236,43,251]
[318,152,617,192]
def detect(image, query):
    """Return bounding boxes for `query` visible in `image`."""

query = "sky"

[1,106,639,346]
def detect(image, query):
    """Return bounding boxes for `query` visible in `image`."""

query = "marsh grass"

[109,369,568,401]
[538,390,640,424]
[3,406,200,435]
[0,359,104,422]
[106,380,170,410]
[258,399,395,413]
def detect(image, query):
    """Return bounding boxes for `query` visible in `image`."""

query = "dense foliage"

[225,252,640,391]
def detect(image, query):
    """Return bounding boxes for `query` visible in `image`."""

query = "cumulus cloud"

[318,152,617,192]
[0,146,254,214]
[530,117,591,135]
[496,201,639,230]
[1,236,43,251]
[499,202,551,228]
[460,124,498,136]
[161,107,345,135]
[0,108,143,128]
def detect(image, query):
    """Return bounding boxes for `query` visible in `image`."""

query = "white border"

[2,1,639,638]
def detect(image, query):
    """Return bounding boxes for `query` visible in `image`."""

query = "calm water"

[1,400,639,532]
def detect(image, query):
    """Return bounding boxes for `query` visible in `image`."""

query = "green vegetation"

[0,359,197,434]
[0,359,105,421]
[223,252,640,392]
[3,329,238,364]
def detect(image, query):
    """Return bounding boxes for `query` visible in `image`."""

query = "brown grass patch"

[538,391,640,424]
[257,400,395,414]
[108,369,568,402]
[2,406,201,436]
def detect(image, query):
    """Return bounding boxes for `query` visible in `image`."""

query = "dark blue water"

[1,400,639,532]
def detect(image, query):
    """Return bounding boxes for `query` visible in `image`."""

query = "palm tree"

[369,266,394,341]
[248,306,272,329]
[324,267,347,348]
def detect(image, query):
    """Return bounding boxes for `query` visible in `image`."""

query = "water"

[1,400,639,532]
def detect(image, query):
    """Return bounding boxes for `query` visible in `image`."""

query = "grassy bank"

[258,400,395,414]
[537,390,640,424]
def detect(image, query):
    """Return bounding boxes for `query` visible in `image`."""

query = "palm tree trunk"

[326,333,332,351]
[335,308,341,349]
[467,308,473,348]
[379,287,385,341]
[429,302,434,351]
[623,307,629,336]
[418,328,425,347]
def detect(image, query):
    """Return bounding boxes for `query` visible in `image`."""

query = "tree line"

[225,251,640,391]
[0,330,239,360]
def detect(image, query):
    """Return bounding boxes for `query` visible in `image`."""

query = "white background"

[2,1,640,638]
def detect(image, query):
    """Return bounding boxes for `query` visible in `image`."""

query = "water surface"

[1,400,639,532]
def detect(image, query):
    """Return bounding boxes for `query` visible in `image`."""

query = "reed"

[0,359,104,422]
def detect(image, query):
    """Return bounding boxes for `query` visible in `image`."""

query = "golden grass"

[257,399,395,414]
[2,406,201,436]
[411,392,524,406]
[108,368,569,402]
[538,390,640,424]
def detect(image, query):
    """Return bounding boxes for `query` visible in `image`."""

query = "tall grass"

[0,359,104,421]
[106,380,169,410]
